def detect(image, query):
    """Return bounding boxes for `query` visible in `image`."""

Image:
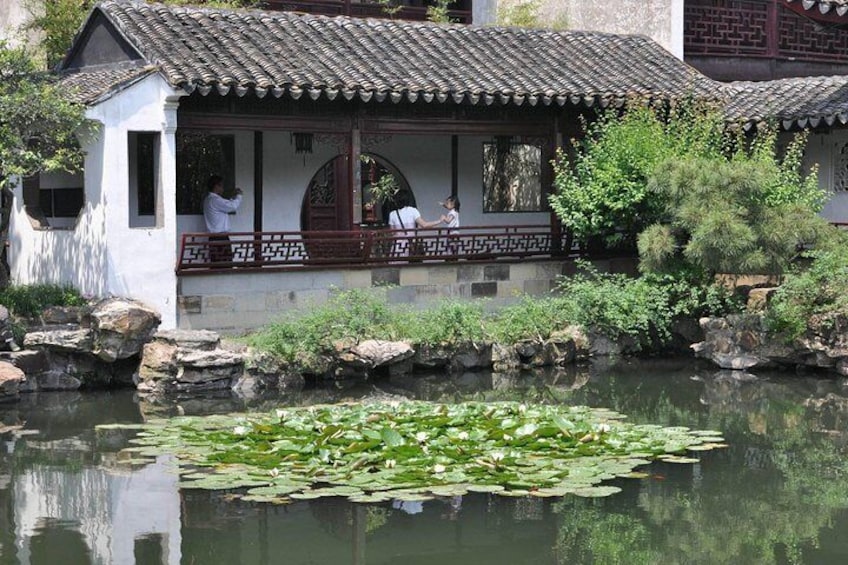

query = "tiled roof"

[80,0,716,108]
[58,64,157,104]
[724,75,848,129]
[784,0,848,17]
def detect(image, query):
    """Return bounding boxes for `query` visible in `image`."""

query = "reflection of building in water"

[13,455,181,564]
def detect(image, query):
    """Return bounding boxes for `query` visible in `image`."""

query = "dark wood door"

[301,155,351,232]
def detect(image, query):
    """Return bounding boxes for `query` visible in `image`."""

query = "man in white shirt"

[203,175,243,264]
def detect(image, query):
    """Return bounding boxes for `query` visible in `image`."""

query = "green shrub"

[556,263,740,345]
[765,238,848,340]
[247,289,394,364]
[397,301,486,346]
[487,296,572,343]
[0,283,85,318]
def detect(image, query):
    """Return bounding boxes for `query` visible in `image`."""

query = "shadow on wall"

[11,199,108,297]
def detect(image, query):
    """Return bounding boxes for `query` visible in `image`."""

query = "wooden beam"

[179,112,352,133]
[361,117,554,137]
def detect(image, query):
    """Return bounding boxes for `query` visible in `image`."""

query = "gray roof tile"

[80,0,716,107]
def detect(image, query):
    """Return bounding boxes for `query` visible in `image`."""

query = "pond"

[1,358,848,564]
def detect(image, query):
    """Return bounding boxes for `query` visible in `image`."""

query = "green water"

[2,358,848,564]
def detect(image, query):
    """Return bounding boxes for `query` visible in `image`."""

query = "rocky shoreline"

[2,297,847,403]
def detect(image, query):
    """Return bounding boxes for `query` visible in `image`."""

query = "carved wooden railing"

[176,225,575,273]
[263,0,474,24]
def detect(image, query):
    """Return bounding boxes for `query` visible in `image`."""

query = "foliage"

[247,289,394,365]
[0,283,85,318]
[556,262,740,345]
[0,42,87,187]
[639,155,831,276]
[496,0,568,30]
[24,0,261,67]
[765,236,848,339]
[550,103,726,247]
[107,400,725,504]
[395,301,486,346]
[486,295,572,343]
[371,0,404,17]
[426,0,454,24]
[360,155,399,205]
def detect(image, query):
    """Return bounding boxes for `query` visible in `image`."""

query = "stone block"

[457,264,483,282]
[508,263,537,282]
[202,295,235,313]
[497,281,524,298]
[535,262,564,279]
[178,295,202,314]
[0,350,49,375]
[484,265,510,281]
[343,269,372,289]
[399,266,429,287]
[387,286,417,305]
[293,288,331,307]
[471,282,497,297]
[235,292,268,313]
[428,265,457,285]
[524,279,553,296]
[372,267,400,287]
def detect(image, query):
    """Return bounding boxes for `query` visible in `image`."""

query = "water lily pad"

[572,485,622,498]
[111,400,723,505]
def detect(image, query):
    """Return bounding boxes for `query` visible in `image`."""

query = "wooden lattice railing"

[177,225,575,273]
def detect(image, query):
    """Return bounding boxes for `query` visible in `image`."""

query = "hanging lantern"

[292,132,314,154]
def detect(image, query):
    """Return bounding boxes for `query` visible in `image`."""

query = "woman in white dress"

[388,189,442,257]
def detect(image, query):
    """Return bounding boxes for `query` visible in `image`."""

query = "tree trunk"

[0,183,13,288]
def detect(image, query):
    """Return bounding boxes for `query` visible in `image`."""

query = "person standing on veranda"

[203,174,243,264]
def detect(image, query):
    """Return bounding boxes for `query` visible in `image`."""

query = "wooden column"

[350,125,362,226]
[253,131,263,232]
[451,135,459,198]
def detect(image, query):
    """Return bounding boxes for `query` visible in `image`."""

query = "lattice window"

[835,141,848,192]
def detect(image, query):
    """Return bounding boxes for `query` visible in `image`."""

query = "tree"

[0,43,88,285]
[24,0,262,67]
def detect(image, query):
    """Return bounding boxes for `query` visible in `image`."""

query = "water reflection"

[1,360,848,563]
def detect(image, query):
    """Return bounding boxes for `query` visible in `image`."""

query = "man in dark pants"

[202,175,243,265]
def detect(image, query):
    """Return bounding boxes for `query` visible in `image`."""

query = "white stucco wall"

[489,0,682,59]
[9,74,184,327]
[0,0,39,49]
[804,130,848,223]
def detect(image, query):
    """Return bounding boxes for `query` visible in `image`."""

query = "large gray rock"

[0,350,48,375]
[24,329,93,353]
[337,340,415,377]
[491,342,520,371]
[137,330,260,394]
[0,305,19,352]
[0,361,25,401]
[693,314,848,373]
[89,298,161,362]
[450,342,492,372]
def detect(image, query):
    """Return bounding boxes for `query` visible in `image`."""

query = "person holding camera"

[203,174,243,264]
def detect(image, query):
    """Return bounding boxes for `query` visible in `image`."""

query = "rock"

[543,337,576,366]
[89,298,161,362]
[552,326,590,360]
[0,305,20,352]
[21,370,81,392]
[837,358,848,377]
[153,329,220,351]
[24,329,94,353]
[138,341,179,381]
[491,343,520,371]
[0,361,25,401]
[515,340,541,361]
[0,350,49,375]
[746,287,778,312]
[41,305,86,326]
[350,340,414,368]
[449,342,492,372]
[412,344,453,369]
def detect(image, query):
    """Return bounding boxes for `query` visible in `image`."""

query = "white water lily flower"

[233,425,249,436]
[503,434,513,441]
[415,432,429,443]
[385,459,397,469]
[433,464,446,474]
[457,431,469,441]
[597,423,612,433]
[518,404,527,414]
[491,452,505,462]
[268,468,280,478]
[275,409,286,420]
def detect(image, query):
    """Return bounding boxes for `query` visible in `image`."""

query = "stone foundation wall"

[177,258,638,331]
